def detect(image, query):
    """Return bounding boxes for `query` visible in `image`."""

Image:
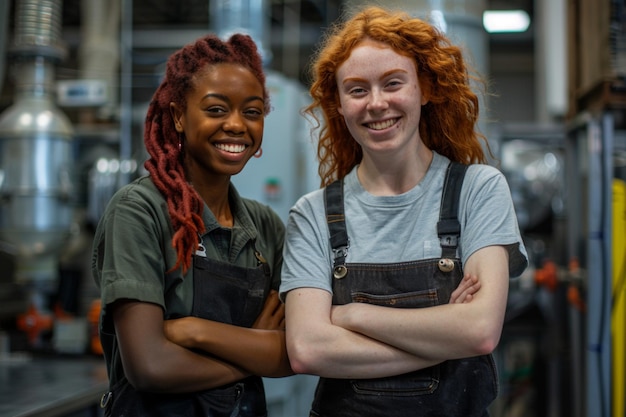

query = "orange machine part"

[16,304,53,346]
[535,260,559,291]
[87,299,103,355]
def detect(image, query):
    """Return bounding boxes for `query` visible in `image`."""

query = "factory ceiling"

[55,0,535,83]
[1,0,535,104]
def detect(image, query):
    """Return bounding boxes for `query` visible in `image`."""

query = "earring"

[254,147,263,158]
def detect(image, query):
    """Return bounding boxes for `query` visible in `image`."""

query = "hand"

[449,273,480,304]
[252,290,285,330]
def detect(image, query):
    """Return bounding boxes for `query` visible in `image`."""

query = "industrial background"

[0,0,624,416]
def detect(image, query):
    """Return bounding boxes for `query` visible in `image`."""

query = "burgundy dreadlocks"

[143,33,270,273]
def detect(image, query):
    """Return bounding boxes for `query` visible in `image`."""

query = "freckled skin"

[336,40,428,164]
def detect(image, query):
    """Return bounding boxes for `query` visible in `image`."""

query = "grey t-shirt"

[280,152,528,299]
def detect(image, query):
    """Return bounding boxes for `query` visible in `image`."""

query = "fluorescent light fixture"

[483,10,530,33]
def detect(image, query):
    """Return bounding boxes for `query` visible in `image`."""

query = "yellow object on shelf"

[612,178,626,417]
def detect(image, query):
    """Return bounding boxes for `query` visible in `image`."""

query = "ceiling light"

[483,10,531,33]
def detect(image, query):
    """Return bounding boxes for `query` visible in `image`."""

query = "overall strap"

[437,162,469,259]
[324,163,468,275]
[324,180,349,279]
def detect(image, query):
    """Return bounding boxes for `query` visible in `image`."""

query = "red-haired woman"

[280,6,528,417]
[92,33,291,416]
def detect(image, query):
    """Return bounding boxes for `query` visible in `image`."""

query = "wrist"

[332,303,358,331]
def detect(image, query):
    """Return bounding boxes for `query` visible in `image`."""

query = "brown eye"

[206,106,227,115]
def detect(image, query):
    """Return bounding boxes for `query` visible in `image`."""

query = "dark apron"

[311,162,497,417]
[102,240,271,417]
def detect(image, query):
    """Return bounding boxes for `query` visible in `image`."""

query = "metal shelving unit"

[565,98,626,417]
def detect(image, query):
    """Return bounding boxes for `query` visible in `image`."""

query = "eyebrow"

[341,68,409,85]
[202,93,265,104]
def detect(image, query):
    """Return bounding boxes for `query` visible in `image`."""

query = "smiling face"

[170,63,265,184]
[336,39,427,161]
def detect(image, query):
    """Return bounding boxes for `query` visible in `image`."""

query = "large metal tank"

[0,0,74,288]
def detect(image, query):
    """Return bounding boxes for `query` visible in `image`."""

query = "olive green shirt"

[91,175,284,387]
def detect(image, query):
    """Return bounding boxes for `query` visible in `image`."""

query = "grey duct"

[78,0,121,121]
[210,0,271,65]
[0,1,9,92]
[0,0,74,287]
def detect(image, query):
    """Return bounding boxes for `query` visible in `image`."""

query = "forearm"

[334,302,497,360]
[114,301,249,393]
[130,342,250,393]
[333,246,510,360]
[285,289,440,379]
[166,318,292,377]
[292,321,440,378]
[189,321,293,377]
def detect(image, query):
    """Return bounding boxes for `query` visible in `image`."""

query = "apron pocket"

[351,366,440,397]
[351,289,439,308]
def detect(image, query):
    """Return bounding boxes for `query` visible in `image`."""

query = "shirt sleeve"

[92,183,174,321]
[460,165,528,277]
[280,189,333,301]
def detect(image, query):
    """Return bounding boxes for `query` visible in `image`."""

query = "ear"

[170,102,185,133]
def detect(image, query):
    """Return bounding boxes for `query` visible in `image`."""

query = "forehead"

[337,40,416,79]
[192,63,263,93]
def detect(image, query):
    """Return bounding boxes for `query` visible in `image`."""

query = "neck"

[189,177,234,228]
[357,147,433,196]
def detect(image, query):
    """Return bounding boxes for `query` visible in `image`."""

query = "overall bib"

[311,163,498,417]
[101,240,271,417]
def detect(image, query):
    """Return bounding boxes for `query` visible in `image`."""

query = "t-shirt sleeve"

[92,185,173,330]
[279,189,333,301]
[460,165,528,277]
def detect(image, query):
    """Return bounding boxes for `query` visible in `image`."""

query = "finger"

[449,275,480,303]
[266,294,284,316]
[449,280,469,303]
[275,302,285,317]
[457,281,481,303]
[266,290,281,306]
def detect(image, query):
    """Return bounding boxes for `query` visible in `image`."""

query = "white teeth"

[215,143,246,153]
[367,119,397,130]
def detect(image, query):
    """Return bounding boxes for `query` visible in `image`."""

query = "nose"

[223,111,245,134]
[366,89,389,111]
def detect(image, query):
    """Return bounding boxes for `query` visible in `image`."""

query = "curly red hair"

[305,6,491,186]
[143,33,270,273]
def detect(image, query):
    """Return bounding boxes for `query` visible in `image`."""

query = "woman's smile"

[365,118,400,131]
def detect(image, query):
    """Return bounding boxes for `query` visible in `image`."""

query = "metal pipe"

[0,0,74,287]
[210,0,271,65]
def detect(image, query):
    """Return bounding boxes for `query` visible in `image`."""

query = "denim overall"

[101,240,271,417]
[311,162,497,417]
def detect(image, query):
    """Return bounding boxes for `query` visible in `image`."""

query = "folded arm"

[113,300,248,393]
[164,291,293,378]
[285,287,442,379]
[285,260,489,379]
[330,245,510,360]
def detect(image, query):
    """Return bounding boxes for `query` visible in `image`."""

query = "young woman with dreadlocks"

[92,33,292,416]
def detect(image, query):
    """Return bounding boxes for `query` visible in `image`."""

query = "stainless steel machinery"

[0,0,74,335]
